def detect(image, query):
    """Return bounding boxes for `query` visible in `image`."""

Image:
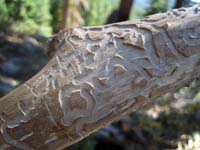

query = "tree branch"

[0,4,200,150]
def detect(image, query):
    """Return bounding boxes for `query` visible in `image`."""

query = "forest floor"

[0,33,200,150]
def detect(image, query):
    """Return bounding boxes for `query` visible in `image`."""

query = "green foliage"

[145,0,169,16]
[50,0,62,33]
[0,0,8,28]
[184,0,193,6]
[0,0,52,36]
[130,5,146,19]
[68,135,95,150]
[81,0,120,26]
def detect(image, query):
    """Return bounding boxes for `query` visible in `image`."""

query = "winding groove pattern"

[0,4,200,149]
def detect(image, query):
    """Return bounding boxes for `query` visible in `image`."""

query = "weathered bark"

[0,4,200,150]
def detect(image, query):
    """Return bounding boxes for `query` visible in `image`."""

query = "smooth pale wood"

[0,5,200,150]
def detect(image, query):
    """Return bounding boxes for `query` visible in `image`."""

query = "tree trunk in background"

[0,4,200,150]
[118,0,134,21]
[107,0,134,24]
[60,0,69,29]
[174,0,183,8]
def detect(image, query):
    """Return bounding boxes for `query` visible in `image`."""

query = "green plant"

[0,0,52,36]
[81,0,120,26]
[145,0,169,16]
[0,0,8,28]
[50,0,62,33]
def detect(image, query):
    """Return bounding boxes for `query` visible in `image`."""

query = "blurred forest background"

[0,0,200,149]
